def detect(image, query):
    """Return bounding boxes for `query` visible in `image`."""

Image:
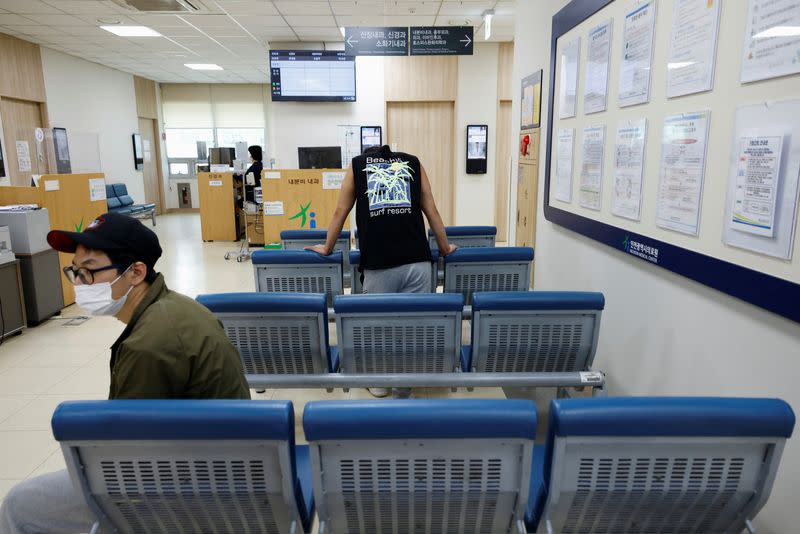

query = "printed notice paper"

[585,21,613,114]
[612,119,648,220]
[322,171,346,190]
[554,128,575,203]
[741,0,800,83]
[579,125,606,210]
[89,178,106,202]
[730,135,784,237]
[667,0,721,98]
[558,37,580,119]
[15,140,31,172]
[264,201,284,216]
[656,111,711,235]
[619,0,657,108]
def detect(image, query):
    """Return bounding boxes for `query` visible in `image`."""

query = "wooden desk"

[197,171,243,241]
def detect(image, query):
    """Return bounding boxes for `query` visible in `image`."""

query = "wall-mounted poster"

[520,70,543,130]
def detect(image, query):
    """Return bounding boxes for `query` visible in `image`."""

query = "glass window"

[216,128,265,151]
[169,162,190,175]
[165,128,214,158]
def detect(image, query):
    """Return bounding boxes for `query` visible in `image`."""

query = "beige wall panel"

[495,100,512,241]
[497,42,514,101]
[384,56,457,101]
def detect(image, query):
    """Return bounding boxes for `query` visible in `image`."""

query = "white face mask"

[74,268,133,316]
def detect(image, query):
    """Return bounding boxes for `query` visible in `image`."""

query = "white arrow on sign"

[460,34,472,47]
[346,35,359,48]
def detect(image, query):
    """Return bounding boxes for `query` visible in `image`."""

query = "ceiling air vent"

[110,0,204,12]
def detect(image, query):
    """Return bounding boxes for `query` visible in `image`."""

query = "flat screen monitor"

[270,50,356,102]
[466,124,488,174]
[298,147,342,169]
[209,147,235,165]
[360,126,382,153]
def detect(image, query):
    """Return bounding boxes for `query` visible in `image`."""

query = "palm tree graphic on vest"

[289,201,316,228]
[365,160,413,209]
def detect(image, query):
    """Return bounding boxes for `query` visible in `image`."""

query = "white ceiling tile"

[217,1,279,16]
[282,14,335,27]
[1,0,66,14]
[229,14,285,27]
[128,14,186,28]
[43,0,129,15]
[179,14,239,29]
[0,14,39,25]
[293,26,342,39]
[338,15,389,26]
[73,14,140,25]
[27,13,91,25]
[438,2,494,17]
[273,2,331,16]
[330,1,384,16]
[384,1,439,16]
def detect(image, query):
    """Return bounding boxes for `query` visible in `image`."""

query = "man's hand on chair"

[304,244,331,255]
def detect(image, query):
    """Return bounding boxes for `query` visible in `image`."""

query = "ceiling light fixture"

[483,9,494,41]
[101,25,161,37]
[96,18,120,25]
[340,26,345,37]
[185,63,224,70]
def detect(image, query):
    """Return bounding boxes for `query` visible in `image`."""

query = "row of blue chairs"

[252,247,534,305]
[53,396,795,534]
[196,291,604,387]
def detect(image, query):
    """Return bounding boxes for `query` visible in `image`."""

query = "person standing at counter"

[243,145,263,202]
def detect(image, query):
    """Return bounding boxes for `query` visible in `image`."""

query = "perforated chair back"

[429,225,497,250]
[197,293,335,375]
[53,400,314,534]
[531,397,796,534]
[281,230,351,285]
[334,293,463,373]
[304,399,536,534]
[349,250,439,294]
[252,250,343,305]
[469,291,604,373]
[444,247,533,304]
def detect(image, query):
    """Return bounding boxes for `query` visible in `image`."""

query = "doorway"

[386,101,455,225]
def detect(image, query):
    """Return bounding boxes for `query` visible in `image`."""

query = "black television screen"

[270,50,356,102]
[298,147,342,169]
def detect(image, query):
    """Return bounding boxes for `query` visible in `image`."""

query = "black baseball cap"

[47,213,162,271]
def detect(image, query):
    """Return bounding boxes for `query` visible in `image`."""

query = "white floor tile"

[0,367,79,396]
[45,364,110,396]
[0,397,33,426]
[0,395,101,431]
[28,449,67,479]
[0,431,60,479]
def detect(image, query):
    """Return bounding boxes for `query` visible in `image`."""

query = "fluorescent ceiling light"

[185,63,224,70]
[340,26,345,37]
[101,25,161,37]
[483,10,494,41]
[753,26,800,39]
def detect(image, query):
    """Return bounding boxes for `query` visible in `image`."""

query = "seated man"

[0,213,250,534]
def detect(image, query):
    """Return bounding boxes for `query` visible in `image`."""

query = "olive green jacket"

[108,274,251,400]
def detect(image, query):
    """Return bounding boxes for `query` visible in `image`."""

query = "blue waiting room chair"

[527,396,795,534]
[252,249,343,305]
[304,399,536,534]
[53,399,315,534]
[281,229,352,286]
[444,247,534,305]
[197,292,338,381]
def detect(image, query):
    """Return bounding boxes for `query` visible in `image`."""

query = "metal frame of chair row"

[304,399,536,534]
[527,397,796,534]
[281,230,352,286]
[252,249,343,306]
[53,399,315,534]
[196,292,338,381]
[444,247,534,306]
[348,249,439,294]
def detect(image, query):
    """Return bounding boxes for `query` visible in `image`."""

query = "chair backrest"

[197,292,332,374]
[281,230,351,281]
[334,293,463,373]
[470,291,604,373]
[112,183,129,198]
[105,184,116,199]
[444,247,534,304]
[348,249,439,294]
[304,399,536,534]
[252,250,343,305]
[536,397,796,534]
[107,196,122,209]
[429,225,497,251]
[53,400,310,534]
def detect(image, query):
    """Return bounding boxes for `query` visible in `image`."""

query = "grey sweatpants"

[0,469,96,534]
[363,261,431,294]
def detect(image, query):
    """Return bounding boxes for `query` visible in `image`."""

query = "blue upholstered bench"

[105,183,156,225]
[251,249,343,305]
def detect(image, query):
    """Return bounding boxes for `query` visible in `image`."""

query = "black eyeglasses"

[62,264,125,286]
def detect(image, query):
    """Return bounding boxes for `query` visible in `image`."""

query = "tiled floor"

[0,213,513,506]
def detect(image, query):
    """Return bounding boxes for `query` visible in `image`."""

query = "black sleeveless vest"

[352,145,432,269]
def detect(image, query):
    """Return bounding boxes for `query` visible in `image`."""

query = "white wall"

[512,2,800,532]
[455,44,499,225]
[40,48,144,202]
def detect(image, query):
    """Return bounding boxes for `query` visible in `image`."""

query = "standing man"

[0,213,250,534]
[243,144,264,203]
[306,144,455,293]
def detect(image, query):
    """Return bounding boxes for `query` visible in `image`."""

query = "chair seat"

[136,203,156,211]
[460,345,472,372]
[127,205,147,213]
[109,206,135,215]
[328,346,340,372]
[294,444,315,533]
[525,444,547,531]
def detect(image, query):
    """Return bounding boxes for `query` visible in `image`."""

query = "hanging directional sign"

[344,27,409,56]
[409,26,474,55]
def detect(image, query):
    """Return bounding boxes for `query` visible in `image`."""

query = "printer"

[0,226,13,265]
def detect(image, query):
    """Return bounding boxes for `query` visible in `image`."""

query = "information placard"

[410,27,473,55]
